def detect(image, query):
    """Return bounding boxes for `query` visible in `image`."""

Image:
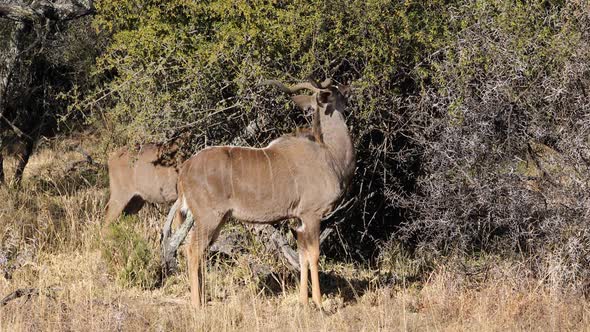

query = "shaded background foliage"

[7,0,587,285]
[3,19,97,127]
[80,0,452,262]
[0,13,102,185]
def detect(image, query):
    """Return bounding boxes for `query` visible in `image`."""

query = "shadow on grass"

[255,267,405,305]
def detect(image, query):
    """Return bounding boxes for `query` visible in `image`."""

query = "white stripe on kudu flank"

[262,149,274,197]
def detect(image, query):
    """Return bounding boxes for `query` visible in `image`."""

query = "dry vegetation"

[1,140,589,332]
[3,1,590,330]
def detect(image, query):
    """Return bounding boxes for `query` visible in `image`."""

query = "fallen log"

[1,286,61,307]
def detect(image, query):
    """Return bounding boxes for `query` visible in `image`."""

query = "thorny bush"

[67,0,590,289]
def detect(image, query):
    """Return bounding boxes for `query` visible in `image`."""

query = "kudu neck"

[319,109,355,180]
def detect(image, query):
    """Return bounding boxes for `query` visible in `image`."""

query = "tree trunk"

[0,22,26,185]
[13,137,32,185]
[0,1,94,23]
[0,0,95,185]
[0,154,4,184]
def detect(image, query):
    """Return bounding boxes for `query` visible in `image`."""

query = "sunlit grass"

[1,144,589,331]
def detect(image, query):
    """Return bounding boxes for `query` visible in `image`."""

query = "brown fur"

[175,82,355,308]
[104,128,319,226]
[104,144,180,225]
[292,105,323,143]
[0,138,34,185]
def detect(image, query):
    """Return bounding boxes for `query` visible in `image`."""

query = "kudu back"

[175,79,355,308]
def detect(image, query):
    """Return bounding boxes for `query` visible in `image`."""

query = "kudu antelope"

[104,143,182,225]
[0,138,34,186]
[174,79,354,308]
[104,124,322,227]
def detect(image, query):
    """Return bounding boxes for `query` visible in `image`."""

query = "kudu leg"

[296,217,322,308]
[296,233,310,305]
[104,194,133,226]
[13,139,33,186]
[186,228,205,307]
[185,213,224,308]
[307,220,322,308]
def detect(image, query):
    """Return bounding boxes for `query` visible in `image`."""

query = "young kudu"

[104,144,181,225]
[174,79,355,308]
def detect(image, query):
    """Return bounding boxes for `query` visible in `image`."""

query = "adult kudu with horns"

[174,78,355,308]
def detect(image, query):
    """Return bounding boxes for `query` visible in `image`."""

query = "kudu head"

[264,78,350,116]
[314,81,351,116]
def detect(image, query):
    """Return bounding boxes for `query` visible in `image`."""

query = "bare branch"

[0,287,38,306]
[1,286,61,306]
[251,224,300,271]
[0,0,94,23]
[161,200,184,276]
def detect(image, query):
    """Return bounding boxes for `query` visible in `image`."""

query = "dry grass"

[3,249,589,331]
[1,143,590,331]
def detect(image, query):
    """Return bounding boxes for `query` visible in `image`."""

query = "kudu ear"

[291,94,317,112]
[317,90,333,105]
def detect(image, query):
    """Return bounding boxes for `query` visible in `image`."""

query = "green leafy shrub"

[81,0,453,260]
[74,0,590,288]
[101,215,161,289]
